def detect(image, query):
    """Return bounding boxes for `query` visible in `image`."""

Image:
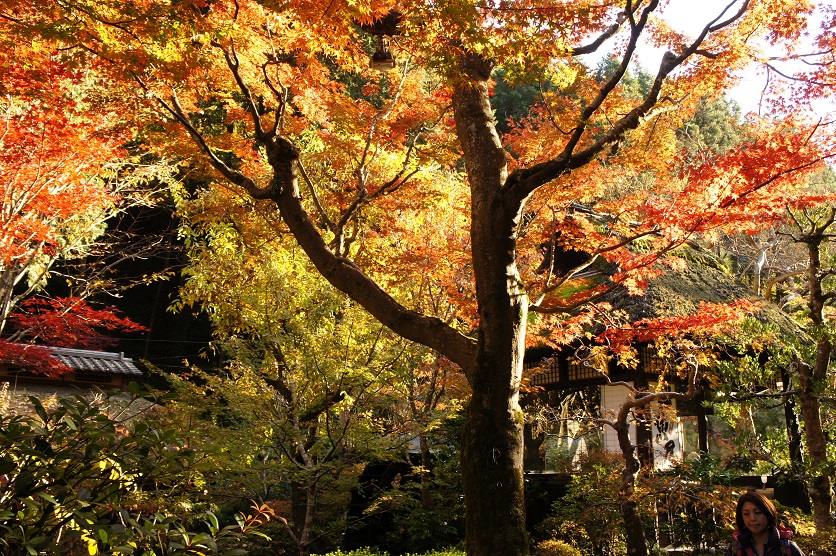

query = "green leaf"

[64,416,77,431]
[31,399,48,423]
[14,469,36,496]
[0,456,16,475]
[205,512,220,533]
[38,493,57,505]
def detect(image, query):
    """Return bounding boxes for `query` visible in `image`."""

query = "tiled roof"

[49,347,143,376]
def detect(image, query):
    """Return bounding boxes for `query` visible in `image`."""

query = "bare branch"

[762,269,807,301]
[566,11,627,56]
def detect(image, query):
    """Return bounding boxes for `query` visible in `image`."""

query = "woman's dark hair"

[735,491,778,532]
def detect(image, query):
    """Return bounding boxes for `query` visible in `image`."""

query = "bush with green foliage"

[650,454,738,552]
[0,389,271,555]
[356,445,464,555]
[536,451,626,556]
[535,450,741,556]
[312,550,465,556]
[533,539,584,556]
[776,504,829,556]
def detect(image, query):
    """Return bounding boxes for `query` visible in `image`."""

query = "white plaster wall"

[601,383,636,453]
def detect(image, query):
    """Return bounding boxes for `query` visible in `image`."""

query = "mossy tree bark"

[453,52,530,556]
[794,208,836,531]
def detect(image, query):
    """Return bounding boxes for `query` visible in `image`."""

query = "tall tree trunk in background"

[782,367,805,468]
[781,367,811,512]
[0,267,14,334]
[797,358,833,531]
[796,212,835,531]
[419,434,433,510]
[290,477,318,556]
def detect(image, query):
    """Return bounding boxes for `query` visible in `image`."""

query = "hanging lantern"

[360,10,403,72]
[370,35,396,71]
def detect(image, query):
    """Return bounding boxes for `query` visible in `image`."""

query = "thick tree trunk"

[453,52,530,556]
[461,360,527,556]
[621,499,648,556]
[781,367,811,511]
[0,267,16,334]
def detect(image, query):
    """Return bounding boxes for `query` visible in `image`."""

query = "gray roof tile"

[49,347,143,376]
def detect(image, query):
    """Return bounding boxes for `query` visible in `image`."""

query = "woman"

[726,492,804,556]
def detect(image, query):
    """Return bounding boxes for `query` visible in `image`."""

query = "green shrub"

[537,451,626,556]
[312,550,387,556]
[312,549,465,556]
[0,389,271,555]
[534,539,583,556]
[349,440,464,555]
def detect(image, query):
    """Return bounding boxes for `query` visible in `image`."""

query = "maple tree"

[699,165,836,532]
[4,296,147,350]
[0,24,174,363]
[166,186,467,554]
[754,3,836,116]
[3,1,836,555]
[0,296,147,377]
[767,206,836,531]
[0,97,120,333]
[674,97,836,531]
